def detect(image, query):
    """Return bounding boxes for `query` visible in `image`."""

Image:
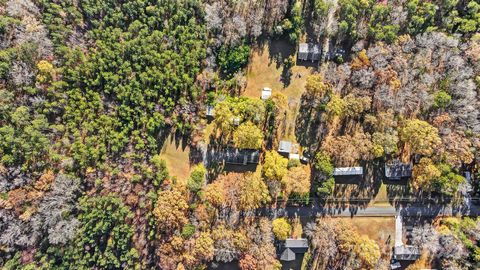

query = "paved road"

[261,202,480,219]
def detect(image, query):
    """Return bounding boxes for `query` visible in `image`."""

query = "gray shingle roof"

[280,248,296,261]
[393,245,421,261]
[224,148,259,165]
[385,163,412,179]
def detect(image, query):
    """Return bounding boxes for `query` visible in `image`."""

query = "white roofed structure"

[261,87,272,100]
[332,167,363,176]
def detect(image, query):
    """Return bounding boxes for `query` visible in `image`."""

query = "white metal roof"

[332,167,363,176]
[278,140,292,153]
[261,87,272,100]
[298,43,308,53]
[289,153,300,160]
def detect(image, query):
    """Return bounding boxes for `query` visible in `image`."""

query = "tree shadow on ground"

[294,93,327,149]
[268,39,296,88]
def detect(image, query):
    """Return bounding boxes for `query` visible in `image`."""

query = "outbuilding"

[298,43,321,62]
[333,167,363,176]
[332,167,363,183]
[261,87,272,100]
[278,140,293,156]
[206,105,215,117]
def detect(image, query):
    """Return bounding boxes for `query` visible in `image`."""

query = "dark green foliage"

[433,91,452,109]
[288,159,301,169]
[187,164,207,192]
[217,42,251,77]
[181,223,196,239]
[62,196,139,269]
[59,0,207,169]
[316,177,335,197]
[406,0,438,34]
[279,1,303,43]
[368,4,399,43]
[314,151,334,177]
[0,106,51,170]
[337,0,374,41]
[431,164,465,196]
[148,155,170,187]
[0,49,12,79]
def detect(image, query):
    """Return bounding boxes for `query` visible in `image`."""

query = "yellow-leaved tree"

[272,218,291,240]
[400,119,441,156]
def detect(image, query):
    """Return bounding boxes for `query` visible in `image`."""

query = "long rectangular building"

[333,167,363,176]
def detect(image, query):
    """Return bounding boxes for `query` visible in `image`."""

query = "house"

[393,215,421,262]
[206,105,215,117]
[298,43,321,62]
[261,87,272,100]
[393,245,421,261]
[279,238,309,262]
[332,167,363,176]
[278,140,293,156]
[385,161,412,180]
[224,148,260,165]
[332,167,363,183]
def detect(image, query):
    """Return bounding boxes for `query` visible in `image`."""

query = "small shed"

[261,87,272,100]
[289,153,300,160]
[278,140,293,155]
[232,116,240,126]
[385,162,412,180]
[393,245,421,261]
[333,167,363,176]
[206,105,215,117]
[298,43,321,62]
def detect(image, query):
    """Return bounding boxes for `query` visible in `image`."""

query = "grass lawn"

[339,217,396,248]
[244,41,315,140]
[159,135,191,183]
[370,184,391,206]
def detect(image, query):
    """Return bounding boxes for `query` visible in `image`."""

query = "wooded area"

[0,0,479,269]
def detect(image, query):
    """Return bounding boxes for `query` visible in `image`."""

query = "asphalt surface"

[262,202,480,218]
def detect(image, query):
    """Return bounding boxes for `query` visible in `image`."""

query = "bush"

[317,177,335,197]
[287,158,301,169]
[314,151,334,176]
[217,43,251,77]
[433,90,452,109]
[181,223,196,239]
[187,164,207,192]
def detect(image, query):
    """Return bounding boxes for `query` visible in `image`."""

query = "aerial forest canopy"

[0,0,479,269]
